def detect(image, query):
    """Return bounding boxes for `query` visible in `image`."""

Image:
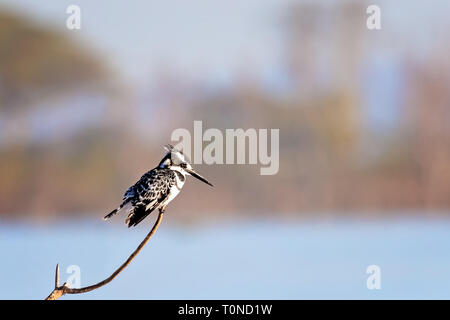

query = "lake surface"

[1,216,450,299]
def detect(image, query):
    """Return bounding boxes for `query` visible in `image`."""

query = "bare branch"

[45,210,164,300]
[55,264,60,288]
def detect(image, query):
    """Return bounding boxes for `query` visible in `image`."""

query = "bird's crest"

[163,144,176,152]
[164,144,190,164]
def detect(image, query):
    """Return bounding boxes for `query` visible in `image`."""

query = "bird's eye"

[180,163,187,168]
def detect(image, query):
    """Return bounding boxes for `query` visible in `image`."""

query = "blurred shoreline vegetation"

[0,2,450,221]
[0,10,108,110]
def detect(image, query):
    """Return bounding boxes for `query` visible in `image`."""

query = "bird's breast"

[163,180,184,206]
[174,171,186,189]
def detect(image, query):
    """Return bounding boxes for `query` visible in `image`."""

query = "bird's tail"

[104,208,118,220]
[104,202,131,220]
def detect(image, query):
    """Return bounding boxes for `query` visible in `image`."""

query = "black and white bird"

[104,144,213,227]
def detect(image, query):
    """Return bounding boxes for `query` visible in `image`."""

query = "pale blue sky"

[2,0,447,84]
[1,0,449,133]
[1,0,448,79]
[0,0,294,85]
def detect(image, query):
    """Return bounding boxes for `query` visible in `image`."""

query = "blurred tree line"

[0,2,449,221]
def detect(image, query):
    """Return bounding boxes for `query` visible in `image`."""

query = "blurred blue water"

[1,216,450,299]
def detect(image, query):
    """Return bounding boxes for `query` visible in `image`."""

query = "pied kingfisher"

[104,144,213,227]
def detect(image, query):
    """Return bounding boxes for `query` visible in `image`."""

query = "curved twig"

[45,210,164,300]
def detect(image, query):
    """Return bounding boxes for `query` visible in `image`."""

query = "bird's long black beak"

[187,169,213,187]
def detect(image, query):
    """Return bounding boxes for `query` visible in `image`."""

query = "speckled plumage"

[104,145,212,227]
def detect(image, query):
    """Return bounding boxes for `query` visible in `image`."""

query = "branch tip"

[55,263,60,288]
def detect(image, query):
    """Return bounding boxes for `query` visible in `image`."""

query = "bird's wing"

[125,168,175,227]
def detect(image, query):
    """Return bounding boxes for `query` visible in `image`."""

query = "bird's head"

[159,144,213,187]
